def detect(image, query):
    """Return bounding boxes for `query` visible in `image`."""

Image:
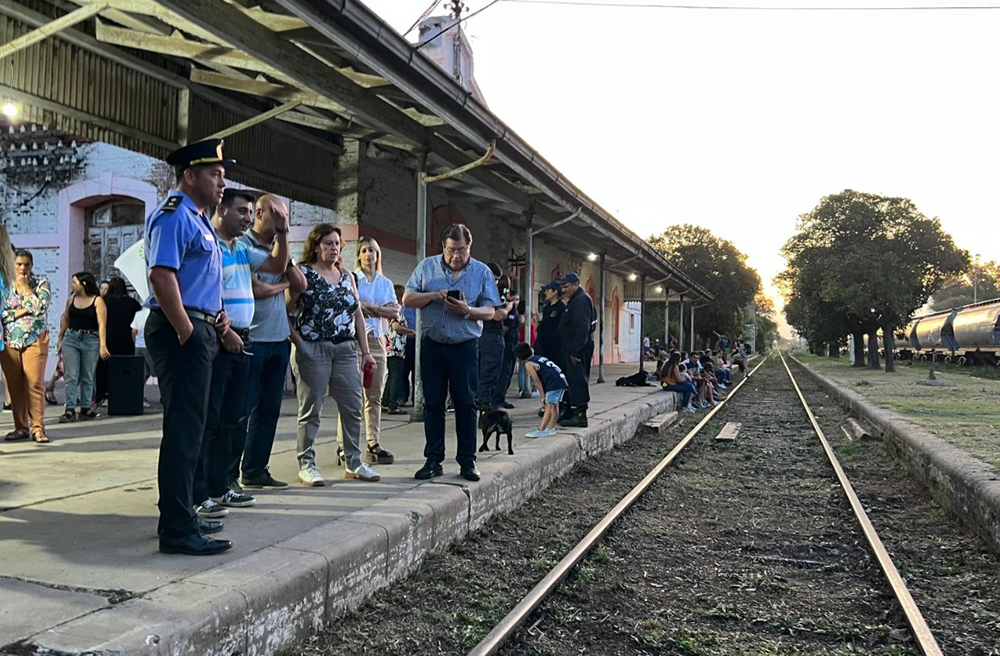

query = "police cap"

[166,138,236,173]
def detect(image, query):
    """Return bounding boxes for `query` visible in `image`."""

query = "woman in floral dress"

[287,224,380,487]
[1,249,52,443]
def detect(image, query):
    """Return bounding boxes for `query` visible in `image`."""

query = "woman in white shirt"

[341,236,399,465]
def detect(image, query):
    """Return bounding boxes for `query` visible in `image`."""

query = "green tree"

[778,190,967,371]
[648,225,761,347]
[930,261,1000,311]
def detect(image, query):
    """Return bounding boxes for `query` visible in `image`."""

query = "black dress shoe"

[198,519,224,535]
[414,461,443,480]
[502,402,515,409]
[460,464,481,482]
[159,533,232,556]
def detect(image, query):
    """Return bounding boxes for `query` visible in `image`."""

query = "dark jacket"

[558,288,596,359]
[535,300,565,360]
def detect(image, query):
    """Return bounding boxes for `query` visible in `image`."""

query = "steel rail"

[466,354,771,656]
[777,351,944,656]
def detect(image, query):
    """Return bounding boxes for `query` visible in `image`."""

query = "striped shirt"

[220,236,267,330]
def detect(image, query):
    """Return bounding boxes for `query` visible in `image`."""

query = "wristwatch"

[463,308,472,320]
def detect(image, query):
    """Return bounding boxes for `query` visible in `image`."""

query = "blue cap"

[166,138,235,172]
[557,272,581,285]
[541,281,561,291]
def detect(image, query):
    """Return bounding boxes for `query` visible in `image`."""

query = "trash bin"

[108,354,145,416]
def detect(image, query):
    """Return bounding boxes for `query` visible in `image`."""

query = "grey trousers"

[291,339,365,471]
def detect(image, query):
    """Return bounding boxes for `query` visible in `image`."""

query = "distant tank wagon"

[899,298,1000,366]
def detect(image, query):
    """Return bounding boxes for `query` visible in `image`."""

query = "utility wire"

[504,0,1000,9]
[414,0,504,50]
[404,0,443,37]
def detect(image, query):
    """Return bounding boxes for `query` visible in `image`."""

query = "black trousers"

[194,347,250,503]
[382,355,406,410]
[146,312,218,539]
[422,337,478,467]
[563,340,594,410]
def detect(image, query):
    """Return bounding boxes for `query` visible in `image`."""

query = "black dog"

[615,371,651,387]
[478,408,514,455]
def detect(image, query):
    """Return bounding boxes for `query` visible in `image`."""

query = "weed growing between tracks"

[280,397,697,656]
[504,360,916,655]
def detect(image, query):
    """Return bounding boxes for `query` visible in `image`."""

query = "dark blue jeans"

[422,337,477,467]
[475,332,504,409]
[194,347,250,502]
[401,337,415,405]
[661,382,697,408]
[238,340,290,480]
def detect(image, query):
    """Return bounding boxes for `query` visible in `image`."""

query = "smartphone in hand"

[446,289,461,300]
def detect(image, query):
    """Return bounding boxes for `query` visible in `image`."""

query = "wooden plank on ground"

[715,422,741,442]
[642,411,679,435]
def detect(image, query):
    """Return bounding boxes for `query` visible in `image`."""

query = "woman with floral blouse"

[287,224,380,487]
[1,249,52,443]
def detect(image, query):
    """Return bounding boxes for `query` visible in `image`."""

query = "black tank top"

[67,297,99,331]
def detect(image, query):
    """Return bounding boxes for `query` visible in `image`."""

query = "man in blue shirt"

[403,224,502,481]
[145,138,233,556]
[192,191,290,521]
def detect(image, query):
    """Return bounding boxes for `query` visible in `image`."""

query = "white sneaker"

[544,427,557,437]
[530,390,540,398]
[525,428,545,438]
[194,499,229,518]
[345,462,381,482]
[718,384,727,390]
[298,466,326,487]
[681,406,696,414]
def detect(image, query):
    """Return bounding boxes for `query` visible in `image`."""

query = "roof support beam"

[531,207,581,237]
[205,100,301,140]
[153,0,429,147]
[0,82,175,151]
[0,2,105,61]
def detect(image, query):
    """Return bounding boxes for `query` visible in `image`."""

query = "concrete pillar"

[638,273,646,373]
[597,252,606,384]
[664,292,670,348]
[690,303,695,351]
[411,151,428,422]
[678,297,684,352]
[524,211,534,345]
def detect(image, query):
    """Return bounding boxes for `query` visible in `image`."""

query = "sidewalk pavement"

[0,361,674,653]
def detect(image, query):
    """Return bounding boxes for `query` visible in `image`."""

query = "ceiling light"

[1,102,18,119]
[628,273,637,282]
[655,286,663,293]
[586,252,598,262]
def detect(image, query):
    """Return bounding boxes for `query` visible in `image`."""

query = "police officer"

[146,139,234,556]
[475,263,513,411]
[557,272,596,428]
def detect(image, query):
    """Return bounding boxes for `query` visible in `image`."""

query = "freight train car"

[901,298,1000,365]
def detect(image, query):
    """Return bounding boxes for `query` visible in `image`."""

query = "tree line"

[643,225,777,353]
[777,189,969,372]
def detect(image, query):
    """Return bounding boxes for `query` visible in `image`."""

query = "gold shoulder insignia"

[162,196,182,212]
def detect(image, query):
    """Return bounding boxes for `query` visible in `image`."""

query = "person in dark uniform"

[474,264,513,411]
[533,281,566,419]
[557,272,596,428]
[145,139,234,556]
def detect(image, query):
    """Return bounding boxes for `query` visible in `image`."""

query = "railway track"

[467,352,945,656]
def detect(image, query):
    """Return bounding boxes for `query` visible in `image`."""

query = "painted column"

[678,297,684,353]
[597,252,606,383]
[411,151,427,422]
[524,210,533,345]
[638,273,646,372]
[690,303,696,352]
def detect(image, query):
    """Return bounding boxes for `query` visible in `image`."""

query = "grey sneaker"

[228,479,244,495]
[298,465,325,487]
[217,489,256,508]
[345,462,380,482]
[195,499,229,518]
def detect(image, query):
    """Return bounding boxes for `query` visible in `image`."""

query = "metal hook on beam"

[422,140,495,185]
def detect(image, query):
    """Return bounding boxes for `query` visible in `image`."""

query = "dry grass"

[794,352,1000,472]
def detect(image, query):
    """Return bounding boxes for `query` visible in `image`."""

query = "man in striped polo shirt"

[192,189,290,520]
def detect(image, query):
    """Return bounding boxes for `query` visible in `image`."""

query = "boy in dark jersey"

[513,342,568,438]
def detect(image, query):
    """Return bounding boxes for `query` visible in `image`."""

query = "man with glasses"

[403,224,502,482]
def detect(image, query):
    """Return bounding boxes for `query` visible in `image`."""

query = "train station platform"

[0,362,682,655]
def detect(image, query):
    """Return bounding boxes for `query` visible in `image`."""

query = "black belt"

[186,309,218,325]
[232,327,251,342]
[67,328,98,335]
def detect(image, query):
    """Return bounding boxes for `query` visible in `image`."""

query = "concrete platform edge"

[789,355,1000,555]
[23,389,682,656]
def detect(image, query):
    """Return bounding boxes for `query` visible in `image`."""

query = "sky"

[362,0,1000,335]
